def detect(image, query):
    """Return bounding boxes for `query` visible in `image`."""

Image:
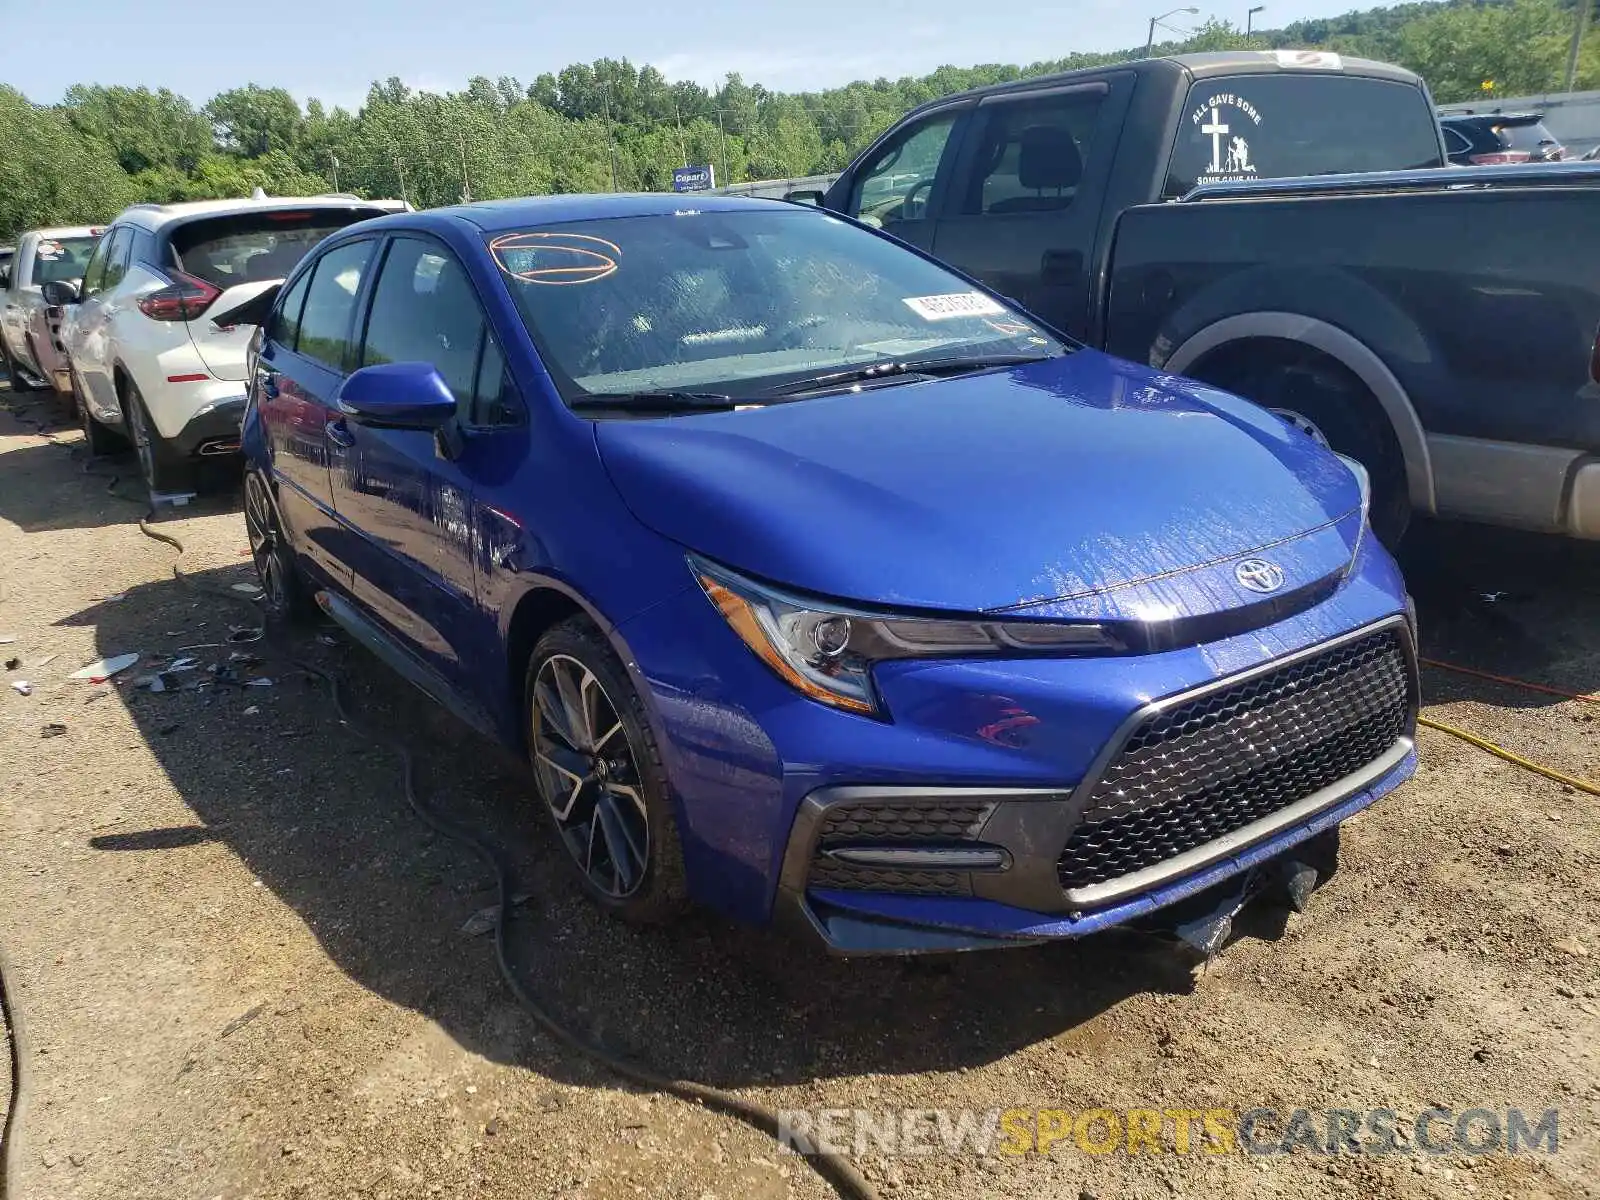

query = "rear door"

[255,237,379,579]
[66,228,128,414]
[929,77,1130,340]
[329,233,515,691]
[165,207,386,382]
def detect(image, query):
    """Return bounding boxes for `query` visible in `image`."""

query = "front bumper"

[171,396,246,458]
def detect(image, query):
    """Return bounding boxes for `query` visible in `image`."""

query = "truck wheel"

[1201,349,1411,548]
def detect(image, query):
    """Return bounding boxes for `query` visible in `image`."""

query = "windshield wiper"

[570,391,741,413]
[760,352,1056,397]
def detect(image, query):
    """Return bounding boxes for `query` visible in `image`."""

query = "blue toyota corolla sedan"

[236,193,1418,955]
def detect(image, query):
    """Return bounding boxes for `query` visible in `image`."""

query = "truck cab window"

[960,93,1105,215]
[848,112,959,231]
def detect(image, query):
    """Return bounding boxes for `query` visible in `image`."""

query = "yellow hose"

[1417,715,1600,797]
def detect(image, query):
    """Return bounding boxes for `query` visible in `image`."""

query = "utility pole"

[674,103,687,165]
[329,152,340,192]
[1565,0,1590,93]
[601,85,619,192]
[458,132,471,204]
[1247,5,1264,40]
[716,109,730,186]
[393,156,409,206]
[1146,6,1199,57]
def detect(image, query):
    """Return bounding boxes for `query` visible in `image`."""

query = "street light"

[1247,5,1265,38]
[1146,7,1200,57]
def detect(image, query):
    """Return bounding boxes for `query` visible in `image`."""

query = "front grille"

[1057,628,1413,895]
[809,799,994,894]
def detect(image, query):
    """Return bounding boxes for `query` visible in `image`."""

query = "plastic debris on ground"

[227,627,263,645]
[245,678,273,688]
[30,654,57,668]
[70,653,140,683]
[95,593,127,603]
[10,681,31,696]
[40,723,67,738]
[243,705,260,716]
[0,636,16,645]
[231,583,265,598]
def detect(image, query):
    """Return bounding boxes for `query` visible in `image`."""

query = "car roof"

[354,191,796,236]
[1440,111,1544,126]
[23,226,103,241]
[881,50,1421,125]
[113,194,407,233]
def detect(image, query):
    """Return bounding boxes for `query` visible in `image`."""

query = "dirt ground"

[1,385,1596,1200]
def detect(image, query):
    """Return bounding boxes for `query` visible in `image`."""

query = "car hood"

[594,351,1366,622]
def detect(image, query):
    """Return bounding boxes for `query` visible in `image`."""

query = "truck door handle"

[258,368,279,399]
[325,419,355,449]
[1041,249,1083,284]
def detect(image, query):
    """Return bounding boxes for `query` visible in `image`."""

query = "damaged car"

[235,193,1419,956]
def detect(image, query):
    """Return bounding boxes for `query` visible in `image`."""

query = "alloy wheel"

[127,394,156,485]
[243,473,288,610]
[530,653,651,899]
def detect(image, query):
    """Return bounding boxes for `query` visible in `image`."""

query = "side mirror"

[0,270,10,290]
[41,279,81,305]
[335,362,457,429]
[785,189,824,207]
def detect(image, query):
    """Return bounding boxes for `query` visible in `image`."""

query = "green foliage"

[6,0,1598,243]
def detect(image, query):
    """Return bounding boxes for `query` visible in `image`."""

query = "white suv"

[56,193,407,493]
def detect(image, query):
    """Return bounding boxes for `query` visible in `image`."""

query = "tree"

[0,86,136,239]
[59,84,212,174]
[205,85,305,158]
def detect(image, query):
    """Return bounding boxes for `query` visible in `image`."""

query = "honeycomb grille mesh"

[1057,629,1412,894]
[809,800,993,894]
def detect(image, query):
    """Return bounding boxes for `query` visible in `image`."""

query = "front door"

[256,237,378,580]
[329,234,515,692]
[65,228,128,418]
[930,77,1130,340]
[834,107,967,254]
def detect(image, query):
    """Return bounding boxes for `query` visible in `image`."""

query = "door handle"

[258,368,279,399]
[325,419,355,449]
[1041,249,1084,284]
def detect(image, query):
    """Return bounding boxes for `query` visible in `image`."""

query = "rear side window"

[31,235,99,286]
[168,209,381,289]
[294,240,376,371]
[1165,74,1444,197]
[958,91,1104,214]
[268,269,312,352]
[1500,121,1560,152]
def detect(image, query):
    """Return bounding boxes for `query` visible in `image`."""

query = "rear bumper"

[171,396,246,458]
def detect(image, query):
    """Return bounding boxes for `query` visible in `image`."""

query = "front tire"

[76,372,127,456]
[2,342,41,391]
[525,618,688,924]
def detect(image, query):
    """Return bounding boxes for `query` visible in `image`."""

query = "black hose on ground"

[127,493,878,1200]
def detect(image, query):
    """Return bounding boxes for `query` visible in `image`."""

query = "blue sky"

[9,0,1373,111]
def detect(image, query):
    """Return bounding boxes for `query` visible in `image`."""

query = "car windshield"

[489,207,1068,403]
[31,236,98,286]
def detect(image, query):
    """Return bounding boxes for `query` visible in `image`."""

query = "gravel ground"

[0,386,1596,1200]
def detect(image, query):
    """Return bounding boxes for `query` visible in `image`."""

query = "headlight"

[692,557,1121,717]
[1335,452,1372,568]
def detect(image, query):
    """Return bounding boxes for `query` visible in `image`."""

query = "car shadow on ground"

[1397,517,1600,710]
[0,386,240,533]
[73,561,1241,1095]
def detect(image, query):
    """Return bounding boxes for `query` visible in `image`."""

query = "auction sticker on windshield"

[903,292,1007,321]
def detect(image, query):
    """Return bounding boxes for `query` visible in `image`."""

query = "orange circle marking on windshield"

[489,232,621,285]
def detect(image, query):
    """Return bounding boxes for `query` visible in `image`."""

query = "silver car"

[1,225,103,399]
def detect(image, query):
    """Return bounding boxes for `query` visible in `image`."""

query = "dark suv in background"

[1439,112,1566,165]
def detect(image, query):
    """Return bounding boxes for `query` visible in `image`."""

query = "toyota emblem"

[1234,558,1286,594]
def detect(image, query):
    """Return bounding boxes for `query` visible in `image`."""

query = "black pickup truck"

[806,51,1600,544]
